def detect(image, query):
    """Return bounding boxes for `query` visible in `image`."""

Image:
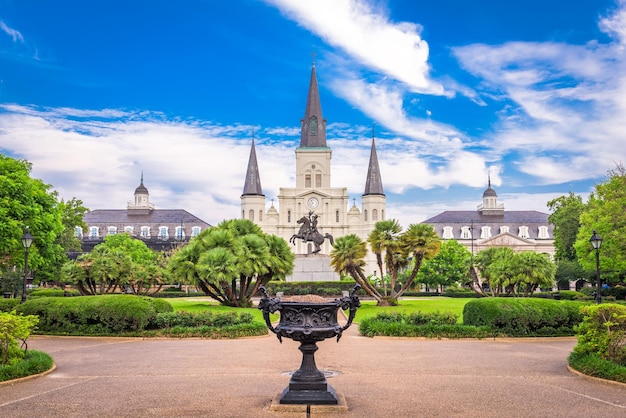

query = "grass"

[168,296,472,324]
[0,350,54,382]
[353,298,470,323]
[568,352,626,384]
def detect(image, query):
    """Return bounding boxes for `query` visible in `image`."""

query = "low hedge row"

[463,298,585,336]
[359,311,492,338]
[16,295,174,335]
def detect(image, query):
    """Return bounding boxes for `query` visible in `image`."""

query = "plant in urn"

[258,284,361,404]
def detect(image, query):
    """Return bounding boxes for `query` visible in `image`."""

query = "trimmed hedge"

[359,311,492,338]
[28,288,81,298]
[463,298,585,336]
[0,299,20,313]
[16,295,173,335]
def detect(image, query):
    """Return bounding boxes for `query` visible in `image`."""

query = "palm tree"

[331,234,382,303]
[398,223,441,298]
[368,219,402,296]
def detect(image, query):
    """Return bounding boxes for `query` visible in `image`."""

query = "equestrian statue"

[289,211,334,254]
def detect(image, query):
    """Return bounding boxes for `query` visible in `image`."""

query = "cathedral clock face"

[307,197,319,209]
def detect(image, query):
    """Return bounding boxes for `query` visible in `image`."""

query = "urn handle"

[258,285,282,342]
[339,283,361,332]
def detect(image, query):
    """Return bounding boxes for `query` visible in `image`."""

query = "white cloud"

[0,20,24,43]
[451,3,626,183]
[265,0,445,95]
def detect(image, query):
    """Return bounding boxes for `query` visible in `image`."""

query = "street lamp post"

[21,227,33,304]
[589,230,602,304]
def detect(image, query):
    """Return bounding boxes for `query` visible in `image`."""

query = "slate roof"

[84,209,210,226]
[423,210,553,240]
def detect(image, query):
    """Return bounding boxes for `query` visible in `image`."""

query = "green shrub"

[16,295,173,335]
[0,299,20,312]
[28,288,81,298]
[0,350,54,382]
[573,303,626,366]
[0,311,39,365]
[463,298,584,336]
[359,310,470,338]
[152,310,254,329]
[557,290,584,300]
[146,322,267,338]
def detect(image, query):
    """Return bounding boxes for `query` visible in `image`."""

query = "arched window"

[364,210,368,221]
[248,209,254,221]
[310,116,318,135]
[259,210,263,222]
[381,209,385,220]
[315,174,322,187]
[287,210,291,223]
[241,210,245,219]
[372,209,378,221]
[336,210,339,222]
[305,174,312,188]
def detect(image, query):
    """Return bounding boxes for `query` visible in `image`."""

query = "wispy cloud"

[0,20,24,43]
[265,0,445,95]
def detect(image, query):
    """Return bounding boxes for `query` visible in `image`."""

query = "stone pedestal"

[287,254,339,282]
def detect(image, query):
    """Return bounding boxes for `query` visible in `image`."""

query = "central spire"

[242,135,264,197]
[299,63,327,148]
[363,125,384,196]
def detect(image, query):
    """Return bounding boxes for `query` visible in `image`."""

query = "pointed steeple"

[242,136,264,196]
[363,126,384,196]
[299,62,327,148]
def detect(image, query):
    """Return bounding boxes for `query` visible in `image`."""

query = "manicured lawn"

[168,297,472,324]
[354,298,470,323]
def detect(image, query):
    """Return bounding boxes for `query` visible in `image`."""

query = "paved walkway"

[0,327,624,417]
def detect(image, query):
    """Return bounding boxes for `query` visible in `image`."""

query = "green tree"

[417,240,471,292]
[333,222,441,305]
[63,234,168,295]
[56,198,89,253]
[0,155,65,280]
[168,219,294,307]
[367,219,402,296]
[475,247,556,296]
[548,192,584,262]
[330,234,382,302]
[575,164,626,285]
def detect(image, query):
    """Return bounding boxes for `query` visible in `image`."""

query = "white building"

[240,63,385,281]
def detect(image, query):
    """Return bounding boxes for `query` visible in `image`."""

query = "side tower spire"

[242,136,264,197]
[363,125,384,196]
[299,62,327,148]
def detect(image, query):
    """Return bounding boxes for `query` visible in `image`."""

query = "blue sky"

[1,0,625,227]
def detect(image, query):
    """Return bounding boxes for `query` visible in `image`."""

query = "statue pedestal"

[288,254,339,282]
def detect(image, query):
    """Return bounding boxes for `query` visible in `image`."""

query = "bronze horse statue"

[289,214,334,254]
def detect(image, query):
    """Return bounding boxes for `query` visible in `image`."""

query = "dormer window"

[500,226,510,234]
[140,226,150,238]
[460,226,472,239]
[191,226,201,237]
[108,226,117,236]
[519,226,530,239]
[538,226,549,239]
[74,226,83,238]
[159,226,168,240]
[89,227,99,238]
[480,226,491,239]
[124,226,134,234]
[442,226,454,239]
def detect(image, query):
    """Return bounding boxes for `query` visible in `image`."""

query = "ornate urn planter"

[258,284,361,405]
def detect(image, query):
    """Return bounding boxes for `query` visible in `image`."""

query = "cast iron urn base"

[258,284,361,405]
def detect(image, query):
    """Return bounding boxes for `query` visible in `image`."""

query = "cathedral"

[240,63,385,281]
